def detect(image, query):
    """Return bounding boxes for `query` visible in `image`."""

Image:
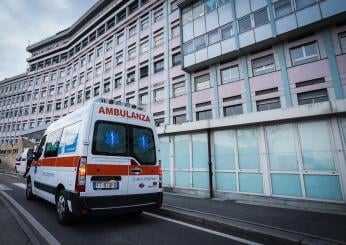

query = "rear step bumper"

[65,191,163,216]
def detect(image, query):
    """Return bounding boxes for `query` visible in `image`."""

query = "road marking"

[13,183,26,189]
[144,212,261,245]
[0,172,22,179]
[0,191,61,245]
[0,184,12,191]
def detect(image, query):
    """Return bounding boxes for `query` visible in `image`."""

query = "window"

[70,96,75,105]
[221,65,239,83]
[252,55,275,76]
[256,97,281,111]
[290,42,319,66]
[47,103,52,112]
[171,25,180,38]
[205,0,216,13]
[105,60,111,72]
[195,35,206,50]
[182,7,193,24]
[274,0,293,18]
[88,52,94,62]
[238,15,251,33]
[173,114,186,124]
[44,130,63,158]
[218,0,231,6]
[154,118,165,127]
[139,93,148,105]
[194,74,210,91]
[208,29,219,45]
[173,82,186,97]
[154,9,163,22]
[154,33,164,47]
[183,41,194,54]
[117,33,124,44]
[116,53,123,64]
[154,88,164,101]
[55,101,61,110]
[104,82,110,93]
[128,47,136,59]
[141,18,149,30]
[224,104,243,117]
[254,8,269,27]
[154,60,164,73]
[221,23,233,40]
[85,90,91,100]
[296,78,324,88]
[295,0,315,10]
[64,99,68,108]
[172,53,181,66]
[92,121,156,165]
[77,92,82,103]
[129,25,136,37]
[115,77,122,88]
[127,71,135,83]
[140,41,149,53]
[193,1,204,18]
[339,32,346,53]
[81,58,85,67]
[196,110,212,121]
[171,0,178,12]
[96,47,102,57]
[117,9,126,22]
[129,1,138,14]
[87,70,93,81]
[140,66,148,78]
[57,85,63,94]
[106,40,112,51]
[95,65,102,76]
[126,96,135,104]
[297,89,329,105]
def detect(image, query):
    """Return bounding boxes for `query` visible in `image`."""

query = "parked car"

[15,148,33,174]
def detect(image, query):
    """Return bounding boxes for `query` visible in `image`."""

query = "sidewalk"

[154,192,346,245]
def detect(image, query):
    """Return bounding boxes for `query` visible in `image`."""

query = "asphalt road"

[0,173,257,245]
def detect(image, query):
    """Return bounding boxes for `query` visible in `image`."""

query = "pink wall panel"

[249,71,281,91]
[287,59,330,84]
[218,80,244,98]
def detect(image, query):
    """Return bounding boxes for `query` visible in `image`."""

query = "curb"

[151,205,345,245]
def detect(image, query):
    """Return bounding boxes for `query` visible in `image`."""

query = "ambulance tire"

[26,177,35,201]
[56,190,73,225]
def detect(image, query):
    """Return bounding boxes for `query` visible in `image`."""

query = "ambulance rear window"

[92,121,127,155]
[92,120,156,165]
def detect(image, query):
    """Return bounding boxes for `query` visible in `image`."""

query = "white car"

[15,148,33,174]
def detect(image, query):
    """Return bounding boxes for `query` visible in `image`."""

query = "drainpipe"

[207,128,213,199]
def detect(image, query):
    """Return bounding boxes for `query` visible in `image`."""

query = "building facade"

[0,0,346,203]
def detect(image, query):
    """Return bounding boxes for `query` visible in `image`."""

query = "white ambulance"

[26,98,162,224]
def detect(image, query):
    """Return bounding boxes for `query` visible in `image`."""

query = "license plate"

[93,181,119,190]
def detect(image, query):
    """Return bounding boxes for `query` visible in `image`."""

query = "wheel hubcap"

[26,182,31,196]
[57,195,65,218]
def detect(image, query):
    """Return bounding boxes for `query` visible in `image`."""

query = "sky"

[0,0,98,81]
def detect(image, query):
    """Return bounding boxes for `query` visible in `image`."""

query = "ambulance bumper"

[66,191,163,216]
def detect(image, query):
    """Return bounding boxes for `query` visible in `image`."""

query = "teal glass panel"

[175,171,190,187]
[299,122,334,171]
[159,136,170,169]
[304,175,342,200]
[271,174,302,197]
[215,172,236,191]
[192,172,209,189]
[239,173,263,193]
[237,129,260,169]
[174,135,190,169]
[266,124,298,171]
[163,170,170,186]
[214,130,236,170]
[192,133,208,168]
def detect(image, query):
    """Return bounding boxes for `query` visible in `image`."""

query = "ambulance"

[26,98,163,224]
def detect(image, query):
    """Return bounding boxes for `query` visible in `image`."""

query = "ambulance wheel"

[56,190,73,225]
[26,178,35,201]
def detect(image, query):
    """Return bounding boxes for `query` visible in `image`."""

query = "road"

[0,173,259,245]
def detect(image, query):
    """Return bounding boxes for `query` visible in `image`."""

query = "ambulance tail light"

[76,156,87,192]
[159,167,163,189]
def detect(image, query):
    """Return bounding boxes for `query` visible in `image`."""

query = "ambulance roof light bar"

[94,97,144,111]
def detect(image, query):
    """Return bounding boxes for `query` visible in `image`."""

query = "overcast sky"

[0,0,98,81]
